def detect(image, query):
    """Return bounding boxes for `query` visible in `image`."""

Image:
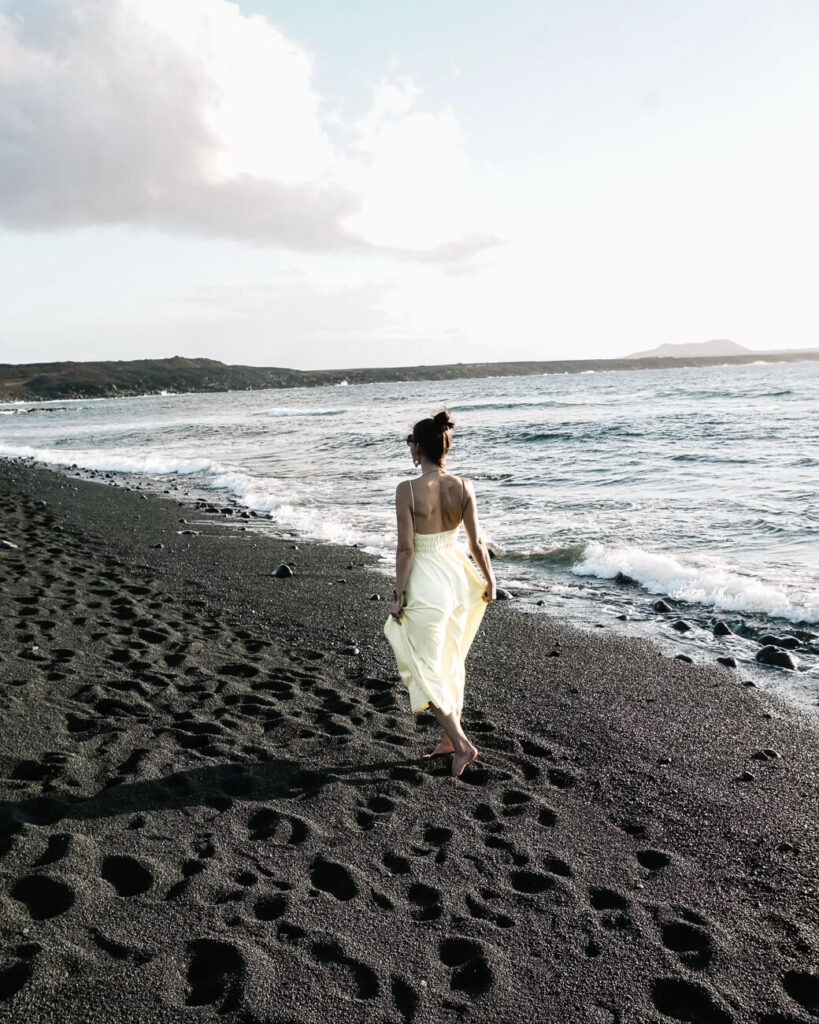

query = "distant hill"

[2,350,819,402]
[628,339,819,359]
[627,340,751,358]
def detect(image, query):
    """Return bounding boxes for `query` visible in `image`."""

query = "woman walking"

[384,410,496,776]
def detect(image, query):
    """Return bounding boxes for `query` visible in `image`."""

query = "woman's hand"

[482,582,497,603]
[388,599,403,622]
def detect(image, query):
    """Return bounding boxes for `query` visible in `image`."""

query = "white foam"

[574,541,819,622]
[0,443,215,476]
[259,407,346,418]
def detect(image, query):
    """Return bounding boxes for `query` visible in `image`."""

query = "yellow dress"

[384,526,487,716]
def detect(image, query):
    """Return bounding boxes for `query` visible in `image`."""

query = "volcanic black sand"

[0,459,817,1024]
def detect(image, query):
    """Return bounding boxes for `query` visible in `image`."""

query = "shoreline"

[3,352,819,403]
[1,458,818,1022]
[7,453,818,715]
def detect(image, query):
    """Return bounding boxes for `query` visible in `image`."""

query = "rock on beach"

[756,645,799,670]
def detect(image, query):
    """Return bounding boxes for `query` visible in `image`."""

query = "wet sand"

[1,458,817,1023]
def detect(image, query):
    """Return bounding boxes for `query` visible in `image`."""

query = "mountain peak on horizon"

[626,339,750,359]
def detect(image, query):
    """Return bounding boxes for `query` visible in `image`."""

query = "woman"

[384,409,496,777]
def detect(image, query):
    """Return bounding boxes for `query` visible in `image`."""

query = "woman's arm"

[389,481,414,619]
[462,479,496,601]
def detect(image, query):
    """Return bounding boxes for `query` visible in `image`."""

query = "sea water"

[2,360,817,709]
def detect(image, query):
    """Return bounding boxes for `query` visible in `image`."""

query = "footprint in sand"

[423,825,453,847]
[253,892,288,922]
[310,941,379,1000]
[383,851,411,875]
[33,833,70,867]
[101,855,153,897]
[0,954,36,1004]
[510,869,556,894]
[184,939,244,1012]
[391,975,420,1023]
[782,971,819,1017]
[637,848,672,871]
[501,790,531,817]
[651,977,732,1024]
[310,858,358,901]
[407,882,442,922]
[547,766,577,789]
[439,937,494,997]
[589,886,632,931]
[11,875,75,920]
[660,919,714,970]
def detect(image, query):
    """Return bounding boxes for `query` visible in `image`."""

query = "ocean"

[2,359,817,709]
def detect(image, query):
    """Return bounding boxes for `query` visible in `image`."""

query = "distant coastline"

[2,351,818,402]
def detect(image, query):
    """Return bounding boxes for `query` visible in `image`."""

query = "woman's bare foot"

[423,735,455,758]
[451,743,478,778]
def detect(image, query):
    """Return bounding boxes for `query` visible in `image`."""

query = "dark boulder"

[716,656,737,668]
[614,572,638,587]
[675,654,694,663]
[672,620,692,633]
[755,645,798,669]
[713,621,733,636]
[759,634,800,650]
[495,588,513,601]
[652,599,672,613]
[271,563,294,578]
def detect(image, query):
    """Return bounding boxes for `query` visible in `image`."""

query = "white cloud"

[0,0,494,257]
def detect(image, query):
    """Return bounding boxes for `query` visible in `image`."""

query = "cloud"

[0,0,495,259]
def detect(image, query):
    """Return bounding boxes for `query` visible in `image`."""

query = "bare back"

[408,473,468,534]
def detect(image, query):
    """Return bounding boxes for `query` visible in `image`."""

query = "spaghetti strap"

[409,479,415,521]
[460,476,468,514]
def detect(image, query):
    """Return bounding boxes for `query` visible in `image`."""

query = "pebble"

[675,654,694,663]
[496,588,513,601]
[0,539,19,549]
[777,842,795,853]
[652,599,672,612]
[271,563,294,578]
[737,770,756,782]
[756,645,799,670]
[713,621,733,636]
[716,656,737,668]
[751,748,781,761]
[336,579,347,584]
[341,645,360,656]
[151,543,164,549]
[177,529,200,536]
[369,594,382,601]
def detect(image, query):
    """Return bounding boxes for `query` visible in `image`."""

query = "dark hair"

[412,408,455,466]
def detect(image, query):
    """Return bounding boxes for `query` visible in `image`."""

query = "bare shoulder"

[395,479,411,501]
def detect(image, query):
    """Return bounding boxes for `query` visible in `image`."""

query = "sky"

[0,0,817,369]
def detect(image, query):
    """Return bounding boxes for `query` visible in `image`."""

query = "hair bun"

[433,409,455,433]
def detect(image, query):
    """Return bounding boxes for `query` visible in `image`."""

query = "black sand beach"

[1,459,817,1023]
